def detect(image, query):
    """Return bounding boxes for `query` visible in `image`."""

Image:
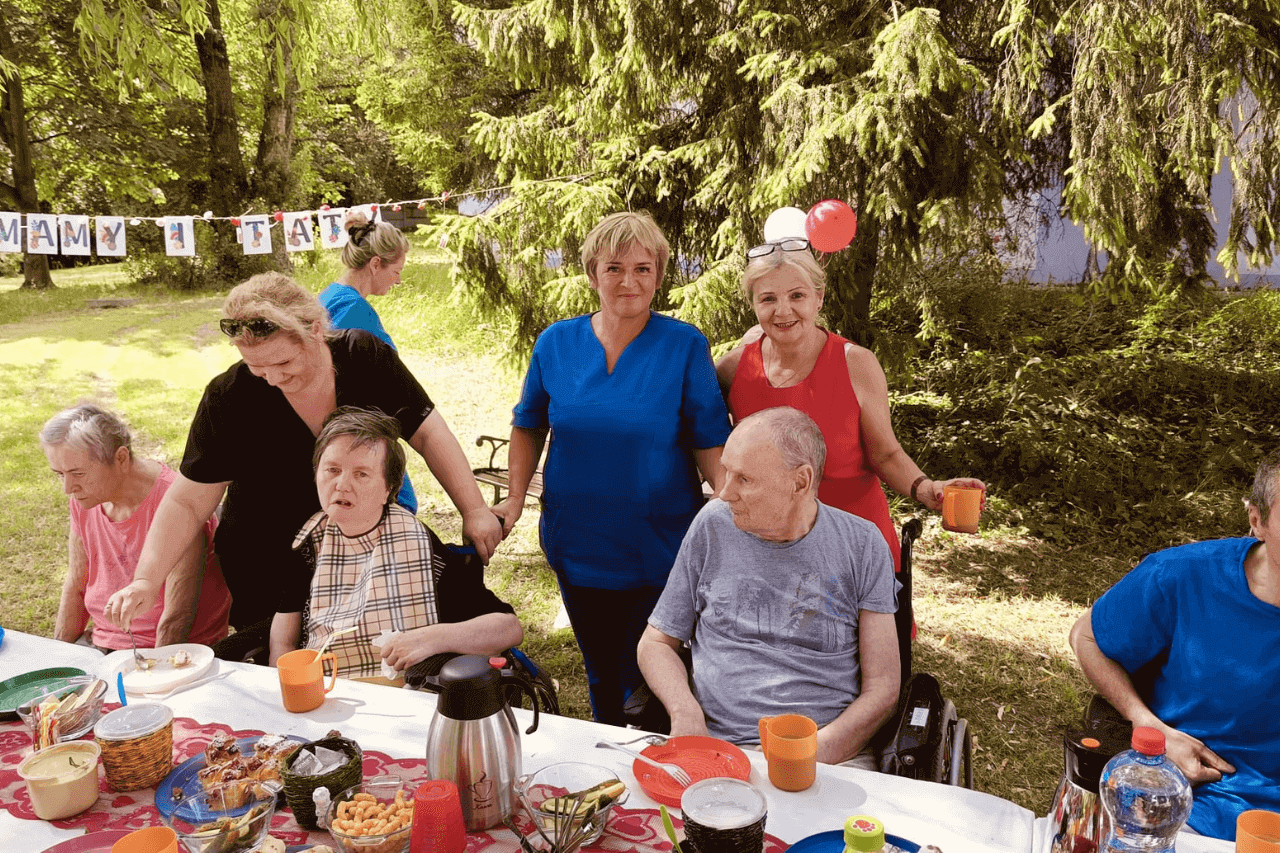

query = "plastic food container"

[17,740,102,820]
[515,761,628,845]
[17,675,106,744]
[161,780,277,853]
[94,702,174,791]
[326,775,414,853]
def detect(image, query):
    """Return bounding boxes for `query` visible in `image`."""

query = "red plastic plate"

[633,735,752,808]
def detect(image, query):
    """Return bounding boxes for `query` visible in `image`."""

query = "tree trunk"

[250,14,298,272]
[0,7,53,289]
[825,214,880,349]
[195,0,255,284]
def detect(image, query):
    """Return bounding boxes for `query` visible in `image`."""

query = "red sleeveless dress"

[728,331,900,571]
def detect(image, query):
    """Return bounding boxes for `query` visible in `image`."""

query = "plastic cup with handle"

[1238,810,1280,853]
[110,826,178,853]
[758,713,817,792]
[277,648,337,713]
[941,484,984,534]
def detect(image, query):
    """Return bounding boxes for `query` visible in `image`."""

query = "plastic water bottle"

[1099,726,1192,853]
[843,815,907,853]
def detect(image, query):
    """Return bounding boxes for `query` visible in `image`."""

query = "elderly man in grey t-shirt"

[638,406,901,769]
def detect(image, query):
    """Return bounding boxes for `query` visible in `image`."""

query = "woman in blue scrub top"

[317,212,417,513]
[495,211,732,725]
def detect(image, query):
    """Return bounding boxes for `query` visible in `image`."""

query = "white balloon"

[763,206,808,242]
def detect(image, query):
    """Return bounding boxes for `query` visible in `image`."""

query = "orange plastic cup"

[1238,810,1280,853]
[277,648,337,713]
[941,484,983,534]
[110,826,178,853]
[758,713,817,792]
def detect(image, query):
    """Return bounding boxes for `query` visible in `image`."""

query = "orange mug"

[941,484,983,534]
[277,648,337,713]
[758,713,817,792]
[1238,810,1280,853]
[110,826,178,853]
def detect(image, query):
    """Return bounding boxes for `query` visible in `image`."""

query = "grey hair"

[313,406,406,497]
[1249,448,1280,523]
[737,406,827,489]
[341,211,409,272]
[741,246,827,300]
[40,403,132,465]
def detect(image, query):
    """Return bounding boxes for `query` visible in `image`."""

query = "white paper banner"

[317,208,348,249]
[164,216,195,256]
[283,212,315,252]
[95,217,126,257]
[0,212,21,253]
[26,214,58,254]
[240,215,273,255]
[59,215,92,256]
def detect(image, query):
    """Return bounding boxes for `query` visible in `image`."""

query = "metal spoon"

[126,628,148,670]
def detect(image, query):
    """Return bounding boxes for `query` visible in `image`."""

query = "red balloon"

[805,200,858,252]
[230,217,241,226]
[272,211,284,222]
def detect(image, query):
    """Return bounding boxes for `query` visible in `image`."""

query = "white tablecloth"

[0,630,1040,853]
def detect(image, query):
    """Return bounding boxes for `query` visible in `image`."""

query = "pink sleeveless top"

[728,331,900,571]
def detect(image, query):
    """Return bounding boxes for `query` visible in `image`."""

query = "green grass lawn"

[0,257,1165,816]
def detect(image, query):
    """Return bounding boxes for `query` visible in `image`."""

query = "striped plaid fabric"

[293,504,440,679]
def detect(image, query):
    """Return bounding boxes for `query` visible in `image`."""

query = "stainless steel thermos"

[423,655,541,830]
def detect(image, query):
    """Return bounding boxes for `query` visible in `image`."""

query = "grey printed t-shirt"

[648,499,899,746]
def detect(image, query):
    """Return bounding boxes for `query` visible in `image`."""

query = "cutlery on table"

[595,740,692,787]
[126,628,148,670]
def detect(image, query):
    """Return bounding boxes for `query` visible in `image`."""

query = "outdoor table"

[0,628,1151,853]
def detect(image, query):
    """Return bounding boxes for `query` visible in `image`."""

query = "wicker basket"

[94,703,174,792]
[280,735,363,829]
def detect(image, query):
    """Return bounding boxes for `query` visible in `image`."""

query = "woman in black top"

[105,272,502,657]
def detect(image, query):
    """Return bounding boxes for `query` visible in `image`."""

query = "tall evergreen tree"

[437,0,1020,354]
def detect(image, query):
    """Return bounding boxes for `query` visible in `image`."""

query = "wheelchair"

[625,517,974,788]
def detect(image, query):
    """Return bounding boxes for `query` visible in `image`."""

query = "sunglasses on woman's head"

[747,238,811,259]
[219,317,279,338]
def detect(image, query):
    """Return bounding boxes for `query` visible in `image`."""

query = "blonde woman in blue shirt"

[494,211,732,725]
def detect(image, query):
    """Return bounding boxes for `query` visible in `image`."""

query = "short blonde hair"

[581,212,671,284]
[221,272,331,346]
[741,248,827,300]
[341,211,409,272]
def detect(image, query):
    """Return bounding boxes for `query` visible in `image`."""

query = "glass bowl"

[160,780,277,853]
[326,775,414,853]
[16,676,104,744]
[515,761,629,845]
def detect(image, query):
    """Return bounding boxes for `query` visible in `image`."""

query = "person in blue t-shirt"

[495,211,732,726]
[1071,449,1280,840]
[317,212,416,513]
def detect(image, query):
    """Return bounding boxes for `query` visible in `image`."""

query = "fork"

[595,740,692,787]
[126,628,147,670]
[614,733,669,748]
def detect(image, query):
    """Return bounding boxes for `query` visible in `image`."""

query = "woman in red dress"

[716,239,984,570]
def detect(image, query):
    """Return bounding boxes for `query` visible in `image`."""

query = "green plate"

[0,666,87,720]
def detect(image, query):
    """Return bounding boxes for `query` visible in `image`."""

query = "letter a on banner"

[0,213,21,253]
[284,212,315,252]
[27,214,58,254]
[59,215,92,256]
[318,208,347,249]
[96,217,126,257]
[241,215,273,255]
[165,216,196,256]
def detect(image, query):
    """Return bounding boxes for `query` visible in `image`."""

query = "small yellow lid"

[844,815,886,853]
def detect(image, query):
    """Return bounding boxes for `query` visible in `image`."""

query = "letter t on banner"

[240,215,273,255]
[284,212,315,252]
[318,208,347,249]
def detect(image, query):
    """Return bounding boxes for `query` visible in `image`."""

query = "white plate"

[99,643,215,695]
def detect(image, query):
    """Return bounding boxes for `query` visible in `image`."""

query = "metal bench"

[473,435,543,505]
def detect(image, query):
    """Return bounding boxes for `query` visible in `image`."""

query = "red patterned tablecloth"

[0,710,789,853]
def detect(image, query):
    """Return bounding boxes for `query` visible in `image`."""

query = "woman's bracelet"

[910,475,929,503]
